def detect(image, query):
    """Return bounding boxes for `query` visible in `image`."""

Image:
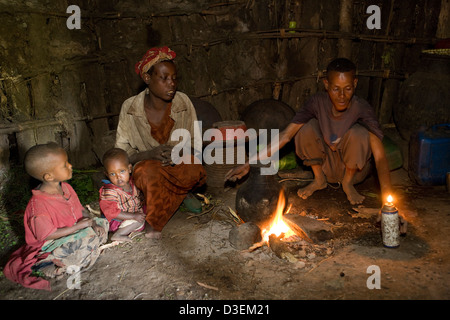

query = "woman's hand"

[130,145,174,165]
[135,211,146,224]
[155,145,174,166]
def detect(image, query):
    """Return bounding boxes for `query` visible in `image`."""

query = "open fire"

[261,191,296,242]
[238,190,313,254]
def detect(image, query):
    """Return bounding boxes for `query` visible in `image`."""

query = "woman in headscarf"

[115,47,206,239]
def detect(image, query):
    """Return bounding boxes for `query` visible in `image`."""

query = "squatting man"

[225,58,393,207]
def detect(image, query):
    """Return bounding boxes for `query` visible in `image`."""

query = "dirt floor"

[0,163,449,302]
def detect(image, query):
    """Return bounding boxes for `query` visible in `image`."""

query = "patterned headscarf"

[135,47,176,79]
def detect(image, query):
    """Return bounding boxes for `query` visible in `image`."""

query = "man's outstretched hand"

[224,163,250,182]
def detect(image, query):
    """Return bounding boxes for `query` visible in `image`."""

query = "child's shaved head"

[24,142,65,181]
[102,148,130,167]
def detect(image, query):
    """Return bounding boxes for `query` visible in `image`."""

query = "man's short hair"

[327,58,357,75]
[102,148,130,166]
[24,142,64,181]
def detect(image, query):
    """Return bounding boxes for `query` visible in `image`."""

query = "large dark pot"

[241,98,297,158]
[190,97,222,133]
[394,52,450,141]
[241,99,295,143]
[235,163,284,227]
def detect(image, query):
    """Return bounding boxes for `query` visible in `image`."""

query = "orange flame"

[261,191,296,242]
[386,194,395,207]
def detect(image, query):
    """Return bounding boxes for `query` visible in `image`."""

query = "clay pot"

[235,163,285,227]
[203,121,248,191]
[211,120,247,141]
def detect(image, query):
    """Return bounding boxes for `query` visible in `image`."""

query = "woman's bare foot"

[297,178,327,199]
[145,230,162,239]
[144,224,162,239]
[342,181,365,205]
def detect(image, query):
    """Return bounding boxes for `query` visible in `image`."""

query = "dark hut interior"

[0,0,449,302]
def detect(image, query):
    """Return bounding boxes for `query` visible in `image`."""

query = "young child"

[3,142,109,290]
[99,148,146,242]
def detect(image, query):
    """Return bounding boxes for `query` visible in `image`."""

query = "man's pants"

[294,119,372,184]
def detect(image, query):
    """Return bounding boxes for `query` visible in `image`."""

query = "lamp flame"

[386,194,394,205]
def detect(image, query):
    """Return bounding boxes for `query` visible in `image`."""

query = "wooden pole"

[0,134,9,172]
[378,0,397,124]
[338,0,353,58]
[0,112,118,135]
[436,0,450,38]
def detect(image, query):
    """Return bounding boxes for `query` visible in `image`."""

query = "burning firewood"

[244,240,266,252]
[283,214,333,243]
[283,219,313,243]
[259,190,314,243]
[268,234,292,259]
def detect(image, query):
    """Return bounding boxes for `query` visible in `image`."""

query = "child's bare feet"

[297,178,327,199]
[112,221,144,242]
[40,264,65,279]
[342,181,365,205]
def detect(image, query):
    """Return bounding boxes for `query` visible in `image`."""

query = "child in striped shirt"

[99,148,146,242]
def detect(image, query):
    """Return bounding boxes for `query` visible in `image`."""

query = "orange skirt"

[133,160,206,231]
